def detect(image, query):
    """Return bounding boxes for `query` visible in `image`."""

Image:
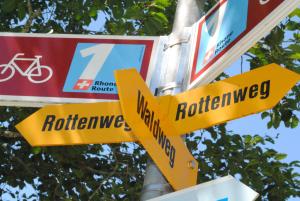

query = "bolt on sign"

[0,33,159,106]
[114,68,198,191]
[16,64,300,145]
[187,0,300,89]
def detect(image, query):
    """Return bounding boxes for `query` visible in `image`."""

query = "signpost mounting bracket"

[163,27,192,51]
[155,82,182,95]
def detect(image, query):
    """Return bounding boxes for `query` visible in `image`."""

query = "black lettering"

[65,115,73,130]
[149,111,154,132]
[114,115,123,128]
[42,115,56,131]
[137,90,147,119]
[165,139,170,156]
[260,80,270,99]
[249,84,258,98]
[71,114,79,130]
[158,130,166,148]
[198,97,205,113]
[233,87,248,103]
[124,122,131,132]
[99,115,115,128]
[188,103,197,117]
[169,146,176,168]
[176,102,187,120]
[78,117,87,129]
[88,116,98,129]
[144,109,151,126]
[153,120,158,139]
[211,96,220,110]
[54,118,65,131]
[222,92,231,107]
[204,96,211,112]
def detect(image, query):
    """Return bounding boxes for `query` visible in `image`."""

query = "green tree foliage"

[0,1,299,200]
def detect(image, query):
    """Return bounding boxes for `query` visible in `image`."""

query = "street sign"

[0,32,159,106]
[15,102,136,146]
[147,175,259,201]
[115,68,198,191]
[168,64,300,134]
[16,64,300,145]
[187,0,300,89]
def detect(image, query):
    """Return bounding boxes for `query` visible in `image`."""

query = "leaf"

[289,8,300,18]
[275,153,287,160]
[244,135,252,144]
[89,8,98,18]
[290,53,300,60]
[273,112,281,129]
[261,111,269,119]
[291,116,299,128]
[265,136,275,144]
[152,12,168,24]
[154,0,171,7]
[31,147,42,154]
[75,14,82,21]
[286,20,299,31]
[288,44,300,52]
[17,3,26,20]
[267,120,273,129]
[125,5,143,19]
[2,0,17,13]
[251,135,264,145]
[112,5,123,19]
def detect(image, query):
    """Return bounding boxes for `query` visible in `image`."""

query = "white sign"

[148,175,259,201]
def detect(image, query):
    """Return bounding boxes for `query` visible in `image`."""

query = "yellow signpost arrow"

[166,63,300,134]
[16,64,300,146]
[114,68,198,191]
[16,101,136,146]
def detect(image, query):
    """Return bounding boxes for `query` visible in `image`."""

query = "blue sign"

[194,0,248,75]
[63,43,145,94]
[217,198,229,201]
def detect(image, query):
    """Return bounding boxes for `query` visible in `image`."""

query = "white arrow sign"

[148,175,259,201]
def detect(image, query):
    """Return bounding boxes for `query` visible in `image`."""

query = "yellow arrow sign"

[167,63,300,134]
[115,68,198,191]
[15,95,172,146]
[16,64,300,146]
[16,102,136,146]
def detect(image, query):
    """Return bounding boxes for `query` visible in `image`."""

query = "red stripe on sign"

[190,0,284,84]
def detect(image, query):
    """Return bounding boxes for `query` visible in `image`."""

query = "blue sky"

[225,59,300,201]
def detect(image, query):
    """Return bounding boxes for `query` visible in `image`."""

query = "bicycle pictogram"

[0,53,53,83]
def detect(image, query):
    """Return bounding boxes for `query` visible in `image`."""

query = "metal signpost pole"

[140,0,204,200]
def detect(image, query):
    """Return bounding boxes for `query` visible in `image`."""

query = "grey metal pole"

[140,0,205,200]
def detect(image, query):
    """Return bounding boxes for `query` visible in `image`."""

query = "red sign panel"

[188,0,300,88]
[0,33,159,106]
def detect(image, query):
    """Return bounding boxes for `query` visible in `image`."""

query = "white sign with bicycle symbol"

[0,53,53,84]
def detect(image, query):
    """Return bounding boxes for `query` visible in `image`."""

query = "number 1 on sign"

[79,44,114,79]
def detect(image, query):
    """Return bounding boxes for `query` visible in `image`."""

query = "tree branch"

[0,130,22,139]
[22,0,42,33]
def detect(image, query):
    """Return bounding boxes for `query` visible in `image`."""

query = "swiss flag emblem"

[73,79,93,90]
[203,46,215,65]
